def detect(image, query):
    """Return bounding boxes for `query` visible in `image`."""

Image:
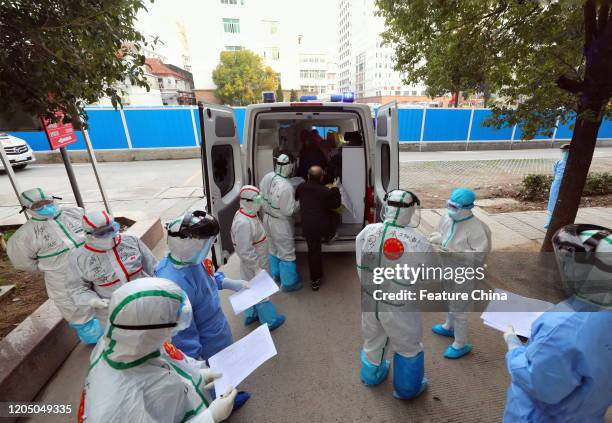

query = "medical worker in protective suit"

[68,210,158,327]
[429,188,491,359]
[7,188,100,344]
[155,210,249,361]
[231,185,286,329]
[259,152,302,291]
[79,277,238,423]
[545,143,570,229]
[356,189,432,399]
[502,224,612,422]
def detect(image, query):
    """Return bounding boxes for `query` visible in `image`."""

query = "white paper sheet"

[229,271,280,315]
[480,289,554,338]
[208,324,277,396]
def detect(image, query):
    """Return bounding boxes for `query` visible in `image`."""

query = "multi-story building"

[337,0,428,104]
[297,53,337,96]
[145,58,196,105]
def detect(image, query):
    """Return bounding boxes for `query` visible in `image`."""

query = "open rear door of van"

[198,104,243,266]
[373,101,399,215]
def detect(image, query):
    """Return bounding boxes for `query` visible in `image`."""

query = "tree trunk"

[540,110,603,251]
[453,91,460,107]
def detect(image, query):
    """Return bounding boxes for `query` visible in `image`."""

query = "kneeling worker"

[295,166,341,290]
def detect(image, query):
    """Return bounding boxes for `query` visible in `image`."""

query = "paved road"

[0,159,204,224]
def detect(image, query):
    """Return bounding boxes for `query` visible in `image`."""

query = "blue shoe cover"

[432,324,454,338]
[255,301,285,331]
[70,318,104,344]
[268,254,280,280]
[279,260,302,291]
[243,306,258,326]
[232,391,251,411]
[393,377,428,400]
[360,350,389,386]
[392,351,426,399]
[443,344,472,359]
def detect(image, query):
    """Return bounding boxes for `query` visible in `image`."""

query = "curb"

[0,217,164,417]
[33,147,201,164]
[398,139,612,152]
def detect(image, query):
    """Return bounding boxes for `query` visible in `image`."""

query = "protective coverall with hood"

[429,188,492,359]
[68,210,157,326]
[259,153,302,291]
[545,144,569,228]
[155,211,246,361]
[502,224,612,422]
[79,277,237,423]
[7,188,98,343]
[231,185,285,330]
[356,189,432,399]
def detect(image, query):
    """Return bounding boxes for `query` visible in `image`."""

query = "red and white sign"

[41,112,78,150]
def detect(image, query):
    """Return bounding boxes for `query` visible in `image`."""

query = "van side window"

[376,115,387,137]
[211,144,235,196]
[215,116,236,138]
[381,143,390,191]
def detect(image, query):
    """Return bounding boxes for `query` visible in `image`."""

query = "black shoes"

[311,279,321,291]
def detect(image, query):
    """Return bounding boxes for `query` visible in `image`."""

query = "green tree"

[276,78,283,102]
[377,0,612,251]
[0,0,154,125]
[289,89,298,102]
[212,49,278,106]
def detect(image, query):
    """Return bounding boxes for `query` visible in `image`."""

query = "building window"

[263,20,278,34]
[412,90,417,96]
[223,18,240,33]
[221,0,243,4]
[225,45,243,51]
[264,47,280,61]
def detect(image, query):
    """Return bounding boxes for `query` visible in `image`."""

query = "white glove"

[89,298,109,309]
[503,325,523,351]
[199,368,222,390]
[222,277,250,291]
[429,232,442,245]
[208,386,237,422]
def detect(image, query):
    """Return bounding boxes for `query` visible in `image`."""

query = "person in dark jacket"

[297,133,328,179]
[295,166,341,290]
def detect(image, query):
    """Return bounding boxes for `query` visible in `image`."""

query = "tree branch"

[556,75,584,94]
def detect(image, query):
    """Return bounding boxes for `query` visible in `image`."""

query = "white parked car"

[0,133,36,170]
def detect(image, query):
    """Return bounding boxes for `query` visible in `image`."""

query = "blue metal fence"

[8,106,612,151]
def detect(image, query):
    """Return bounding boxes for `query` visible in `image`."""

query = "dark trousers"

[306,239,323,281]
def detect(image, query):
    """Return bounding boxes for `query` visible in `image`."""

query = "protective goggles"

[241,194,264,204]
[384,191,421,208]
[30,199,55,210]
[446,200,473,211]
[91,221,120,238]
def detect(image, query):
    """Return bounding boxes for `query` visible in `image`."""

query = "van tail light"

[365,186,376,224]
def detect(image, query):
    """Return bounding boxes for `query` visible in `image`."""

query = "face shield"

[274,153,296,178]
[166,211,219,264]
[381,190,421,228]
[553,224,612,308]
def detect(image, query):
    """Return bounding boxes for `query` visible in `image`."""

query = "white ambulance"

[198,100,399,265]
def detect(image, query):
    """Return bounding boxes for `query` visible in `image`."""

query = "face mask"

[33,203,59,218]
[447,207,472,222]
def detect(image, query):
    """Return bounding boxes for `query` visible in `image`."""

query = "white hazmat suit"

[231,185,285,329]
[429,188,492,359]
[79,277,236,423]
[259,153,302,291]
[356,190,432,399]
[68,211,157,326]
[7,188,92,325]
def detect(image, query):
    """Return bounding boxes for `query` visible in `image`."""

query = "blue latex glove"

[222,277,250,292]
[504,326,524,351]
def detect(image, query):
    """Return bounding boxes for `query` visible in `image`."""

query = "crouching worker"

[68,211,157,326]
[78,277,238,423]
[7,188,101,344]
[231,185,285,329]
